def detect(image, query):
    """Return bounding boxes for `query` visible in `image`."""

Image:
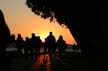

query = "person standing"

[16,34,24,55]
[56,35,67,58]
[24,37,30,57]
[36,36,42,54]
[46,32,56,58]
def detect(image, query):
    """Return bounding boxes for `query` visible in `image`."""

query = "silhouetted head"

[32,33,35,37]
[11,34,15,40]
[26,37,29,40]
[49,32,52,36]
[59,35,63,40]
[37,36,40,39]
[18,34,22,38]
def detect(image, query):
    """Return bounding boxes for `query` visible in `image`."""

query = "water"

[5,45,82,53]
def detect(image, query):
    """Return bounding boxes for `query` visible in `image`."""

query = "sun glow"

[39,33,48,42]
[34,30,49,42]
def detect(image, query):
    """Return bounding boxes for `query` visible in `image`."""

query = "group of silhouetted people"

[43,32,67,58]
[0,9,67,60]
[8,32,67,59]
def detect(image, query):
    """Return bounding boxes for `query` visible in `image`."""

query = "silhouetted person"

[43,38,48,58]
[5,34,17,57]
[36,36,42,54]
[56,35,67,58]
[24,37,30,57]
[10,34,16,43]
[46,32,56,58]
[0,9,11,71]
[7,34,17,53]
[43,38,48,53]
[72,44,77,53]
[9,34,16,48]
[30,33,37,55]
[16,34,24,55]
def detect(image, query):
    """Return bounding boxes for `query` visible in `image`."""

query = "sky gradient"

[0,0,77,45]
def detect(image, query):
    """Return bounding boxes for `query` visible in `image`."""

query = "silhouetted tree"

[26,0,104,57]
[0,9,10,55]
[0,9,11,71]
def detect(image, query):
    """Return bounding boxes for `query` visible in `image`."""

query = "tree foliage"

[26,0,79,25]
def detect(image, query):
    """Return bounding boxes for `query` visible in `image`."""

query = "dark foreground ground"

[0,51,108,71]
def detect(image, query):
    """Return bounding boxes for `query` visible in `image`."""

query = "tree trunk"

[66,16,103,57]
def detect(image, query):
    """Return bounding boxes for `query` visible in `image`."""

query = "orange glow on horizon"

[37,32,48,42]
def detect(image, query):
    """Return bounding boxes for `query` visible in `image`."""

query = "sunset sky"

[0,0,77,45]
